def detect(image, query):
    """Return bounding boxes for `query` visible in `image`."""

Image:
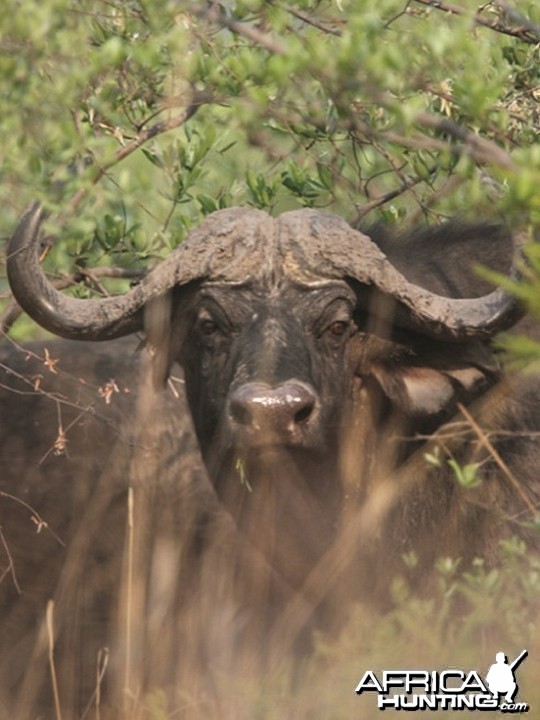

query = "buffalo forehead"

[277,208,380,284]
[184,207,376,286]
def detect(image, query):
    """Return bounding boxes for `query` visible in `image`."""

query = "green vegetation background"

[1,1,539,340]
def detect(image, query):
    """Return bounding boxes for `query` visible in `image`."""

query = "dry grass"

[0,335,539,720]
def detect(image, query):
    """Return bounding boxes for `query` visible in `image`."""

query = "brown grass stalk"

[46,600,63,720]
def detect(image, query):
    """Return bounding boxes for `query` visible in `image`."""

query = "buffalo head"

[7,204,526,577]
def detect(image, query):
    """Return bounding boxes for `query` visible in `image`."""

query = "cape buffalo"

[1,203,539,717]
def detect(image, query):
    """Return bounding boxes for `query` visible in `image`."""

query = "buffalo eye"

[199,319,218,336]
[327,320,349,336]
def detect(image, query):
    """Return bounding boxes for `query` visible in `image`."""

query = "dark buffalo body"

[1,206,539,716]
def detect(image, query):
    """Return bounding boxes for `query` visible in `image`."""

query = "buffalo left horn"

[278,209,525,341]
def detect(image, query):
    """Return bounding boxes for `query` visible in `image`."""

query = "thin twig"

[0,354,139,452]
[352,172,427,223]
[0,526,21,592]
[79,647,109,720]
[406,172,467,224]
[0,491,65,547]
[285,5,344,36]
[203,5,287,54]
[457,402,537,517]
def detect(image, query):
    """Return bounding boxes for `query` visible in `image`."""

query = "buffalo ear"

[370,362,492,418]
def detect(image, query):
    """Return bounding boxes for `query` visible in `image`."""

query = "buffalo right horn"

[6,203,274,341]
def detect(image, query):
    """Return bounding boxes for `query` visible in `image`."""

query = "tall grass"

[0,334,538,719]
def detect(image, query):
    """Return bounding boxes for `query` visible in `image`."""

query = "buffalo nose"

[228,381,318,442]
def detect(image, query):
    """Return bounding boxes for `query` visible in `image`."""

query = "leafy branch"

[413,0,540,44]
[66,89,213,216]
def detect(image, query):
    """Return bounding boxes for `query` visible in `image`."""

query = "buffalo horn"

[279,209,524,341]
[7,204,270,341]
[7,204,523,343]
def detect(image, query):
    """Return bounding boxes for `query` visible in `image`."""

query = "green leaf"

[447,459,482,489]
[316,161,333,190]
[198,193,219,215]
[235,457,252,492]
[141,148,165,169]
[424,447,442,468]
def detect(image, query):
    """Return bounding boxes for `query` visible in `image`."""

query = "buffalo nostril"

[229,397,253,427]
[294,400,315,425]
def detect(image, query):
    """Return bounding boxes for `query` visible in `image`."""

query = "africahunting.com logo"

[354,649,529,713]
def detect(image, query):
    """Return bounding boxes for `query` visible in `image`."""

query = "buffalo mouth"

[235,443,325,468]
[210,441,343,588]
[213,442,338,500]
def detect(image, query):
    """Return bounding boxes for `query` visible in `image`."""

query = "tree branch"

[351,172,429,224]
[223,16,287,54]
[349,91,517,171]
[66,89,212,215]
[414,111,517,170]
[284,5,344,36]
[413,0,540,43]
[202,6,287,54]
[2,90,210,335]
[495,0,540,38]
